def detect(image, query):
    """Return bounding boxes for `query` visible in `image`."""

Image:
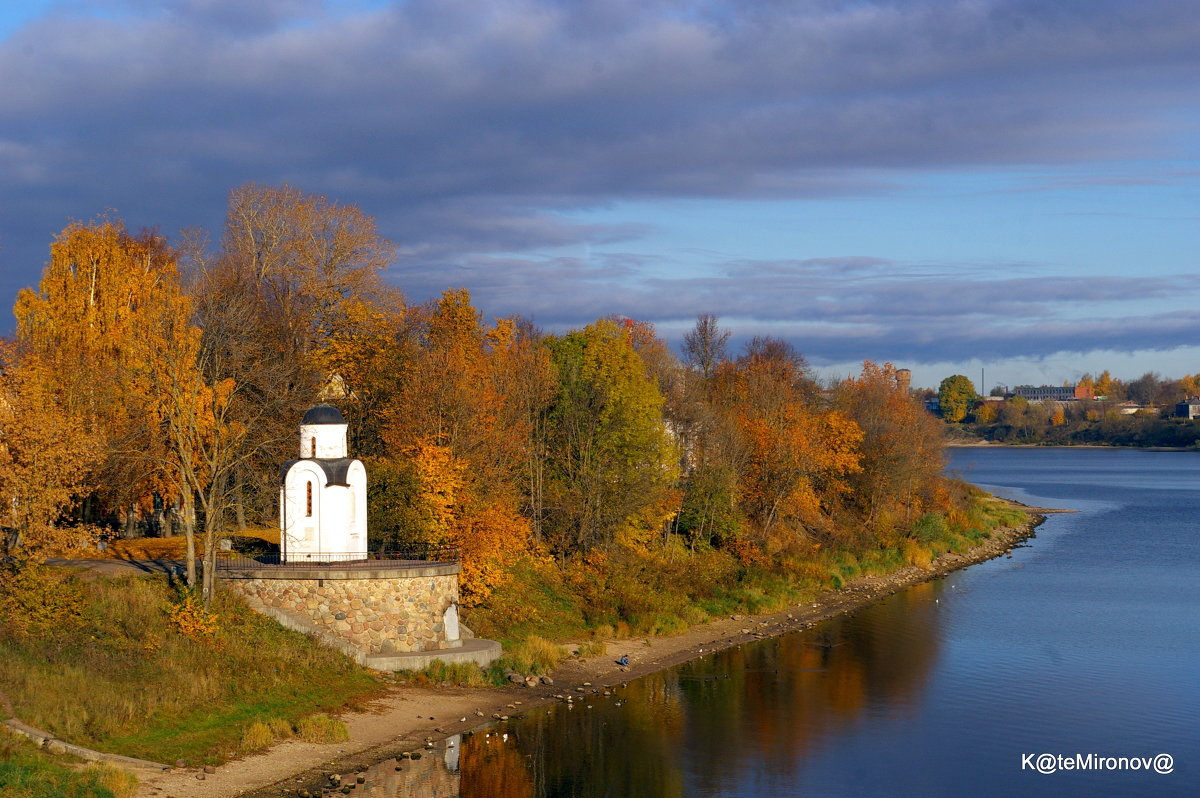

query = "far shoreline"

[945,440,1197,452]
[137,504,1047,798]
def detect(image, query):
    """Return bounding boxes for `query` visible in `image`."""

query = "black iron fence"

[215,545,460,571]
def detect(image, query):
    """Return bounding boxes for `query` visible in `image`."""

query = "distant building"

[895,368,912,393]
[1175,399,1200,419]
[1011,384,1093,402]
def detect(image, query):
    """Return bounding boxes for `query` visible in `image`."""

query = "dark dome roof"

[301,404,346,425]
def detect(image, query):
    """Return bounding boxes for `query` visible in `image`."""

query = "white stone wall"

[280,460,367,559]
[299,422,348,458]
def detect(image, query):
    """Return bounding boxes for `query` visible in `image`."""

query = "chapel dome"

[301,404,346,425]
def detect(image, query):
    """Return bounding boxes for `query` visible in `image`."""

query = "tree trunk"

[201,493,222,608]
[234,465,247,532]
[181,490,197,589]
[202,533,217,607]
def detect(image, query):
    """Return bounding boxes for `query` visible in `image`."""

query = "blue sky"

[1,0,1197,390]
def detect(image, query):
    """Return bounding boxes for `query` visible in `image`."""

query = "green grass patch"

[0,734,136,798]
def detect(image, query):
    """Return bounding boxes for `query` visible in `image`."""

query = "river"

[357,447,1199,797]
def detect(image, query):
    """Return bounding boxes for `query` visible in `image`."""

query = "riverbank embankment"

[135,503,1047,798]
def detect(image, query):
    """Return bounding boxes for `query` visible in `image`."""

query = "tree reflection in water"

[348,581,944,797]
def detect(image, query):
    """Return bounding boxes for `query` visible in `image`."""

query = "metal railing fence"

[214,545,460,571]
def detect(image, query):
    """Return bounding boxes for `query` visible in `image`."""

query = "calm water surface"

[370,448,1199,797]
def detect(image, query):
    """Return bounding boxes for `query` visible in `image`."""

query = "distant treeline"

[929,372,1200,447]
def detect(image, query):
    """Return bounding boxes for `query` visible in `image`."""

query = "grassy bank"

[464,487,1025,650]
[0,571,380,769]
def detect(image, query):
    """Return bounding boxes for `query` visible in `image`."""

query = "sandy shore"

[136,508,1044,798]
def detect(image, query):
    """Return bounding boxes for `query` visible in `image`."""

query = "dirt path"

[136,510,1044,798]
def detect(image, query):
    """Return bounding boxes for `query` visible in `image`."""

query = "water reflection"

[347,579,946,798]
[675,580,943,796]
[348,739,461,797]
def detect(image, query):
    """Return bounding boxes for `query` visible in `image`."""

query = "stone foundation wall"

[224,564,461,656]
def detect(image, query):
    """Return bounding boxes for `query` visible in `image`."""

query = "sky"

[1,0,1197,391]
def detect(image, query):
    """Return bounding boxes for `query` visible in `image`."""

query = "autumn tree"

[1125,371,1164,406]
[0,344,102,561]
[836,362,947,535]
[1093,370,1121,400]
[682,313,731,380]
[973,400,999,424]
[371,290,553,601]
[128,275,260,601]
[712,338,861,550]
[937,375,976,423]
[218,182,397,365]
[14,219,191,533]
[541,319,678,558]
[188,183,401,526]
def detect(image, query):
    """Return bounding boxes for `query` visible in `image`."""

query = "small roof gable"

[301,403,345,425]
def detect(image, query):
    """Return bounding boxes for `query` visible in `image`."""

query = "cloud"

[1,0,1197,355]
[388,245,1199,364]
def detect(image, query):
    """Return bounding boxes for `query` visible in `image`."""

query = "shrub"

[397,660,490,688]
[240,721,275,753]
[903,540,933,569]
[0,562,85,639]
[911,514,949,544]
[575,640,607,658]
[497,636,566,675]
[168,593,219,641]
[83,762,139,798]
[295,714,348,744]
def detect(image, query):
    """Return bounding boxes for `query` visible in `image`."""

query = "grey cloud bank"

[1,0,1197,370]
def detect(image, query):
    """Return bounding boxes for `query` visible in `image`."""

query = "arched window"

[305,482,313,517]
[310,436,317,457]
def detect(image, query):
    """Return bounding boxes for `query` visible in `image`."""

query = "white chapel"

[279,404,368,561]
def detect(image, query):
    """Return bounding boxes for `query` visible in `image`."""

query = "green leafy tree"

[937,375,977,423]
[542,319,678,558]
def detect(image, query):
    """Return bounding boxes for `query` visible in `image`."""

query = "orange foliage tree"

[713,338,862,551]
[0,344,102,560]
[14,219,192,534]
[373,291,550,602]
[835,362,949,537]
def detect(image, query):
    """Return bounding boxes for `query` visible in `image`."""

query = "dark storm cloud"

[1,0,1197,356]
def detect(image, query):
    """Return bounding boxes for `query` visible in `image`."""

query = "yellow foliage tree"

[0,345,102,560]
[13,219,182,533]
